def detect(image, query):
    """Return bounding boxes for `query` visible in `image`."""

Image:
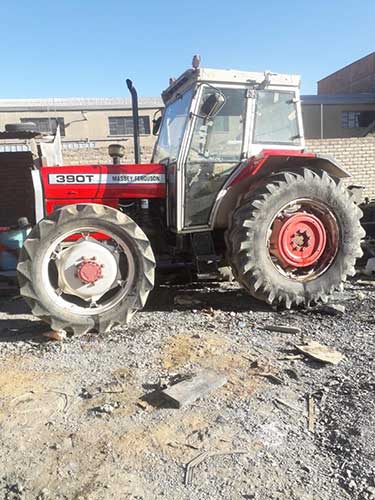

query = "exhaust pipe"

[126,79,141,164]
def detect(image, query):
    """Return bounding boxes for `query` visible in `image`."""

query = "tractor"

[14,59,364,334]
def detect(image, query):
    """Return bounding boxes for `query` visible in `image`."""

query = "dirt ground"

[0,279,374,500]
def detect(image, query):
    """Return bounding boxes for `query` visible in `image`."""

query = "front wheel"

[226,169,365,308]
[17,204,155,334]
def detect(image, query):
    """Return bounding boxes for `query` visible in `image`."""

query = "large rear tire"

[226,169,364,308]
[17,204,155,334]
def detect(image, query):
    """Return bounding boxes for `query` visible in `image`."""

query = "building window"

[21,117,65,136]
[342,111,375,129]
[108,116,150,136]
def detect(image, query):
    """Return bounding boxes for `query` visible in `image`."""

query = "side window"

[253,91,300,144]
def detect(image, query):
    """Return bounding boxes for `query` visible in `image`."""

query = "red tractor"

[13,61,364,334]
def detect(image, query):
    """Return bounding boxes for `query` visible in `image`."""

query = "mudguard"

[210,149,351,229]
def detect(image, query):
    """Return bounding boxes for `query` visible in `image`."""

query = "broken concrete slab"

[162,369,227,408]
[295,340,344,365]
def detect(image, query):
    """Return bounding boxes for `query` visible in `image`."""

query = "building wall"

[63,137,375,201]
[62,141,155,165]
[318,52,375,95]
[305,136,375,198]
[302,102,375,139]
[0,107,158,151]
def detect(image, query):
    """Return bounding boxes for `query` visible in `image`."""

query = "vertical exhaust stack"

[126,79,141,164]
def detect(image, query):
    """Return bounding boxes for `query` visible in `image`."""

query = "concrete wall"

[302,103,375,139]
[62,140,155,165]
[305,136,375,198]
[0,107,157,150]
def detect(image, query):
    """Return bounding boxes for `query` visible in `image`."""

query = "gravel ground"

[0,279,374,500]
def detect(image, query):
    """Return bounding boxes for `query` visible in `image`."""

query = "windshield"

[153,89,192,163]
[253,90,300,145]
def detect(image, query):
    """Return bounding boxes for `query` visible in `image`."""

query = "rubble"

[295,340,344,365]
[261,324,301,334]
[43,329,67,341]
[0,279,373,499]
[90,402,120,415]
[316,303,346,316]
[162,369,227,408]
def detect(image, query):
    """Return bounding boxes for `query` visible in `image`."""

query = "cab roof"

[162,67,301,103]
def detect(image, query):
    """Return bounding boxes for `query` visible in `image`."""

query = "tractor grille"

[0,152,35,227]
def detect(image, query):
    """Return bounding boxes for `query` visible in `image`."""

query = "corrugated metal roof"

[0,96,163,111]
[301,93,375,105]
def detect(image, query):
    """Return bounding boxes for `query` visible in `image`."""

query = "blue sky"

[1,0,374,98]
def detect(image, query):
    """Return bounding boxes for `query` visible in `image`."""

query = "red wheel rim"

[270,212,327,268]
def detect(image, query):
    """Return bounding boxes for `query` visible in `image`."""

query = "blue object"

[0,227,31,271]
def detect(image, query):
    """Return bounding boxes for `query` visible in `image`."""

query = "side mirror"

[200,91,225,119]
[152,116,162,135]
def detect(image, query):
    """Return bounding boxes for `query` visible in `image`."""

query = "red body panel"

[228,149,316,187]
[41,163,166,215]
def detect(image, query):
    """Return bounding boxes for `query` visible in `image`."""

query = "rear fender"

[210,150,350,229]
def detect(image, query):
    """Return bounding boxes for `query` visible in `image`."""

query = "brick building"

[318,52,375,95]
[301,52,375,139]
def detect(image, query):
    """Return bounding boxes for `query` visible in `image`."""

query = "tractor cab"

[152,66,304,232]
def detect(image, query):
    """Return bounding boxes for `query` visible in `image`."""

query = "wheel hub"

[270,212,327,268]
[76,258,103,284]
[55,238,119,301]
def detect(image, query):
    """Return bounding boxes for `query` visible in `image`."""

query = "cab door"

[152,88,194,232]
[181,86,248,231]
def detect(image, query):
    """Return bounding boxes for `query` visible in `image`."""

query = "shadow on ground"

[0,279,275,343]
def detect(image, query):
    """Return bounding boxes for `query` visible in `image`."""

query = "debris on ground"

[308,394,316,432]
[273,398,299,413]
[201,307,216,317]
[162,369,227,408]
[316,303,346,316]
[295,340,344,365]
[256,372,284,385]
[90,401,120,415]
[0,279,373,499]
[42,329,67,341]
[261,324,301,334]
[277,354,304,361]
[184,449,249,486]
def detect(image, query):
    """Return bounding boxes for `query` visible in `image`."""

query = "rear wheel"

[226,169,364,308]
[17,204,155,334]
